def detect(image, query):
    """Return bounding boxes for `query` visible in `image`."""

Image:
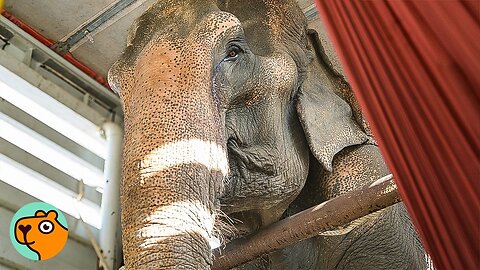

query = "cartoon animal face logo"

[14,210,68,260]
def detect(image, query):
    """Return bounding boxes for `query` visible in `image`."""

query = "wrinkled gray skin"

[109,0,426,269]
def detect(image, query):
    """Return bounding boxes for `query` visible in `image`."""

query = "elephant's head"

[108,0,367,268]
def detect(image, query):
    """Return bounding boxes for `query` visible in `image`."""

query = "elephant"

[108,0,427,269]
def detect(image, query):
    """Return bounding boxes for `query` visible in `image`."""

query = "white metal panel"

[0,138,102,205]
[0,113,104,188]
[0,63,107,159]
[0,100,104,173]
[0,154,101,229]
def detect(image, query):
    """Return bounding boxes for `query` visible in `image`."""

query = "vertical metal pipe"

[99,122,123,270]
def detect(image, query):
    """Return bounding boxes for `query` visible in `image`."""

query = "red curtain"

[314,1,479,269]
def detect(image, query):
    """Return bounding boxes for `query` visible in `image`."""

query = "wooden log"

[212,174,400,269]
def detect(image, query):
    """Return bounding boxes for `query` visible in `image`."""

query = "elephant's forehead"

[123,8,240,64]
[133,41,190,95]
[129,41,209,110]
[150,12,241,46]
[131,13,237,92]
[135,41,180,74]
[195,12,241,38]
[110,11,241,97]
[116,40,210,124]
[135,14,239,62]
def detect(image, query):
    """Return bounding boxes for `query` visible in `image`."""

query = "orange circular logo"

[10,202,68,260]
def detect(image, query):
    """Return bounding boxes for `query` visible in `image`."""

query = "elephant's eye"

[225,45,241,61]
[38,220,54,234]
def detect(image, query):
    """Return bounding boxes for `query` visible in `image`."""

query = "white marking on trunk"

[141,139,229,176]
[138,201,217,249]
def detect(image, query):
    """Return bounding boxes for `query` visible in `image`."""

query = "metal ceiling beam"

[0,46,117,126]
[55,0,317,53]
[0,16,122,115]
[53,0,148,53]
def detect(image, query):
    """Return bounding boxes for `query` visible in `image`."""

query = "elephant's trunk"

[120,41,227,269]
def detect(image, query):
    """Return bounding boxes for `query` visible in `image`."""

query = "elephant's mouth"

[221,173,301,211]
[225,138,303,189]
[226,138,277,176]
[221,149,303,215]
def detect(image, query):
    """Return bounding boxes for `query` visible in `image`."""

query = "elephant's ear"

[296,60,368,171]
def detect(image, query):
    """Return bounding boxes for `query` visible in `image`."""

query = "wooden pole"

[212,175,400,269]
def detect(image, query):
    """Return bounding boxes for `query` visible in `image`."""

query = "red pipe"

[1,9,111,89]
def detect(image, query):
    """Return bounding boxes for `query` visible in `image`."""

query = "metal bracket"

[22,47,34,66]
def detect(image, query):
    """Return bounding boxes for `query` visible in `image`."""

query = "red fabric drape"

[315,1,479,269]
